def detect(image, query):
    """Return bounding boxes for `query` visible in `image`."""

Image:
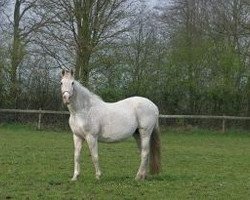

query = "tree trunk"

[10,0,23,107]
[247,77,250,116]
[73,0,93,86]
[75,48,91,86]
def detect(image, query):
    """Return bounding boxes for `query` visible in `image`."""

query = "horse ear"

[61,69,65,77]
[70,69,74,77]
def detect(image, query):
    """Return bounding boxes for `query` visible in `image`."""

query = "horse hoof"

[95,172,101,180]
[71,177,78,181]
[96,175,101,180]
[135,174,146,181]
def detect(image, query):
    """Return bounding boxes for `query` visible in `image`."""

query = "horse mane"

[74,80,103,106]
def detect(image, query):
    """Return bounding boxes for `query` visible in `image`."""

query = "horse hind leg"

[135,128,151,181]
[86,134,101,180]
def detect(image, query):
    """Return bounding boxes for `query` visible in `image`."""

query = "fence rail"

[159,114,250,120]
[0,109,250,132]
[0,109,69,115]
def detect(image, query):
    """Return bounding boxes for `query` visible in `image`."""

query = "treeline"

[0,0,249,116]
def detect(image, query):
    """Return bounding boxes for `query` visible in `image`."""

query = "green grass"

[0,124,249,199]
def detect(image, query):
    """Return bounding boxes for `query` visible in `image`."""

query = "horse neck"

[67,82,103,114]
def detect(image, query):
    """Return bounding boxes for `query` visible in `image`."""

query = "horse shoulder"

[69,111,100,138]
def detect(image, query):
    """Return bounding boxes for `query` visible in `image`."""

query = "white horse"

[60,69,161,181]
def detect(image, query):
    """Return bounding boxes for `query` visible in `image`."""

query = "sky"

[146,0,170,9]
[146,0,158,8]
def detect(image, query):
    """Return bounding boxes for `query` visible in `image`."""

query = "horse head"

[61,69,75,105]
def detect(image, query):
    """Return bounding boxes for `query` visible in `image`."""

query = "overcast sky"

[146,0,169,9]
[146,0,158,8]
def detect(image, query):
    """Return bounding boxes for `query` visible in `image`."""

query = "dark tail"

[149,120,161,174]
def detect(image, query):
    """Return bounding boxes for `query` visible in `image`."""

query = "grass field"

[0,124,249,200]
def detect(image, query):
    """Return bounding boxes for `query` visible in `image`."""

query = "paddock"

[0,124,249,199]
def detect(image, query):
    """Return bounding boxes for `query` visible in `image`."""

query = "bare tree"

[2,0,55,107]
[43,0,134,85]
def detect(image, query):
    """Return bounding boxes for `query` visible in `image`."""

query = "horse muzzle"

[62,91,71,105]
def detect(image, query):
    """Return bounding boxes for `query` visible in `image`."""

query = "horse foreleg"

[135,130,151,181]
[71,134,83,181]
[86,134,101,180]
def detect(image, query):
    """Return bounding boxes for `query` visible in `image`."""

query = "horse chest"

[69,114,95,137]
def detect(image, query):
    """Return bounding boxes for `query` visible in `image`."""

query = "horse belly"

[99,114,137,142]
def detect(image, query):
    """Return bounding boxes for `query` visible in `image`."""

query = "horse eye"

[60,82,62,85]
[72,82,74,85]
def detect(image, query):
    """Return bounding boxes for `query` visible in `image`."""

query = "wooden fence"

[0,108,250,132]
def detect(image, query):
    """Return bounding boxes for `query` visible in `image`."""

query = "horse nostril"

[62,92,71,104]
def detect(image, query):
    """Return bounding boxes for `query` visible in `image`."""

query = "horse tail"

[149,119,161,174]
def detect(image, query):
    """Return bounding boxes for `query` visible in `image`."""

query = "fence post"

[38,108,42,130]
[222,115,226,133]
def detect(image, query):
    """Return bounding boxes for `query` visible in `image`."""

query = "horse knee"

[92,155,99,163]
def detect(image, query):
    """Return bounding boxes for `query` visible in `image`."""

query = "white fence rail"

[1,109,250,132]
